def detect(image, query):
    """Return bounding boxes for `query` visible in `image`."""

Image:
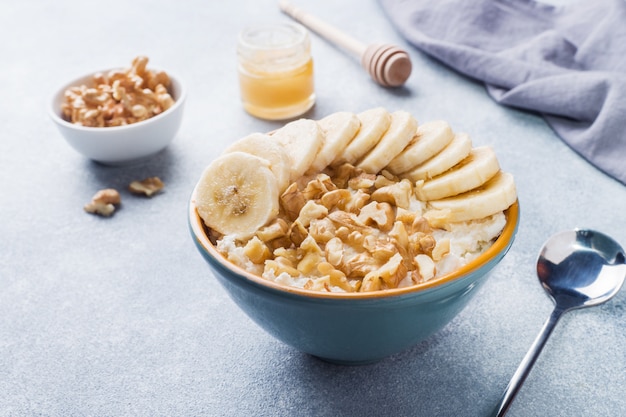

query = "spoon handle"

[493,306,566,416]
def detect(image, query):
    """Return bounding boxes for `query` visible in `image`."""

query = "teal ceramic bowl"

[189,189,519,365]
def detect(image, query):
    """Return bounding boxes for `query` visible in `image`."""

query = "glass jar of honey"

[237,22,315,120]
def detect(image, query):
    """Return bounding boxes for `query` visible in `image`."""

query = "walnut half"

[128,177,164,197]
[84,189,121,217]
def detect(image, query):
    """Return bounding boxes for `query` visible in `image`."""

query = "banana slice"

[307,111,360,173]
[415,146,500,201]
[272,119,324,182]
[425,171,517,223]
[401,132,472,182]
[224,133,291,193]
[386,120,454,175]
[195,151,280,240]
[335,107,391,165]
[356,110,418,174]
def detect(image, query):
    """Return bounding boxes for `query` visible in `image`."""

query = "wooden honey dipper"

[279,0,412,88]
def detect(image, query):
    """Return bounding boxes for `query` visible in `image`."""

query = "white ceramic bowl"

[49,68,186,165]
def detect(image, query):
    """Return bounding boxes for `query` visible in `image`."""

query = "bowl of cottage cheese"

[189,108,519,364]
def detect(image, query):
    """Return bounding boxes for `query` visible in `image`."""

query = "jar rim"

[238,22,309,51]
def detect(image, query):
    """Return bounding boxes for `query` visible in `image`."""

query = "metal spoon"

[493,229,626,416]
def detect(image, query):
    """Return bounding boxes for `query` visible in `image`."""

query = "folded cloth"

[380,0,626,185]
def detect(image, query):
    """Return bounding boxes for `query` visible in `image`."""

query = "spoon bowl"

[538,229,626,309]
[494,229,626,416]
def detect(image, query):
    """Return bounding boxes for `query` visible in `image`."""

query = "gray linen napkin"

[380,0,626,185]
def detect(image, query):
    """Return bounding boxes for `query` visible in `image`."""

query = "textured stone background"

[1,0,624,416]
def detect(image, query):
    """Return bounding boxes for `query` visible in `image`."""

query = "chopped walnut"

[412,216,432,234]
[296,200,328,228]
[345,230,365,247]
[343,189,370,213]
[418,234,436,256]
[432,238,451,261]
[414,254,436,282]
[374,173,396,189]
[371,179,413,209]
[389,221,412,269]
[273,247,298,260]
[423,209,453,229]
[84,188,121,217]
[389,221,409,249]
[289,220,309,247]
[302,174,337,200]
[297,236,324,274]
[396,207,417,226]
[361,253,406,291]
[344,252,380,278]
[214,149,480,293]
[308,218,336,243]
[361,274,383,292]
[128,177,164,197]
[325,237,344,267]
[335,226,350,242]
[318,262,355,292]
[280,182,306,221]
[61,56,174,127]
[265,259,300,277]
[329,163,360,189]
[357,201,395,232]
[243,236,271,264]
[256,218,289,242]
[363,235,396,262]
[320,188,351,210]
[304,275,333,292]
[328,210,367,232]
[265,236,294,253]
[348,172,376,190]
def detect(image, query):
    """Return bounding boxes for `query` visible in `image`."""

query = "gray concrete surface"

[1,1,625,416]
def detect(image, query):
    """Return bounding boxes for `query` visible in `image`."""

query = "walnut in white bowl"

[49,57,186,165]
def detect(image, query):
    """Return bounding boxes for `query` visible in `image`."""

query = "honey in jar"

[237,22,315,120]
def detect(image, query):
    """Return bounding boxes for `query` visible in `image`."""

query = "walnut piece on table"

[84,188,121,217]
[128,177,164,197]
